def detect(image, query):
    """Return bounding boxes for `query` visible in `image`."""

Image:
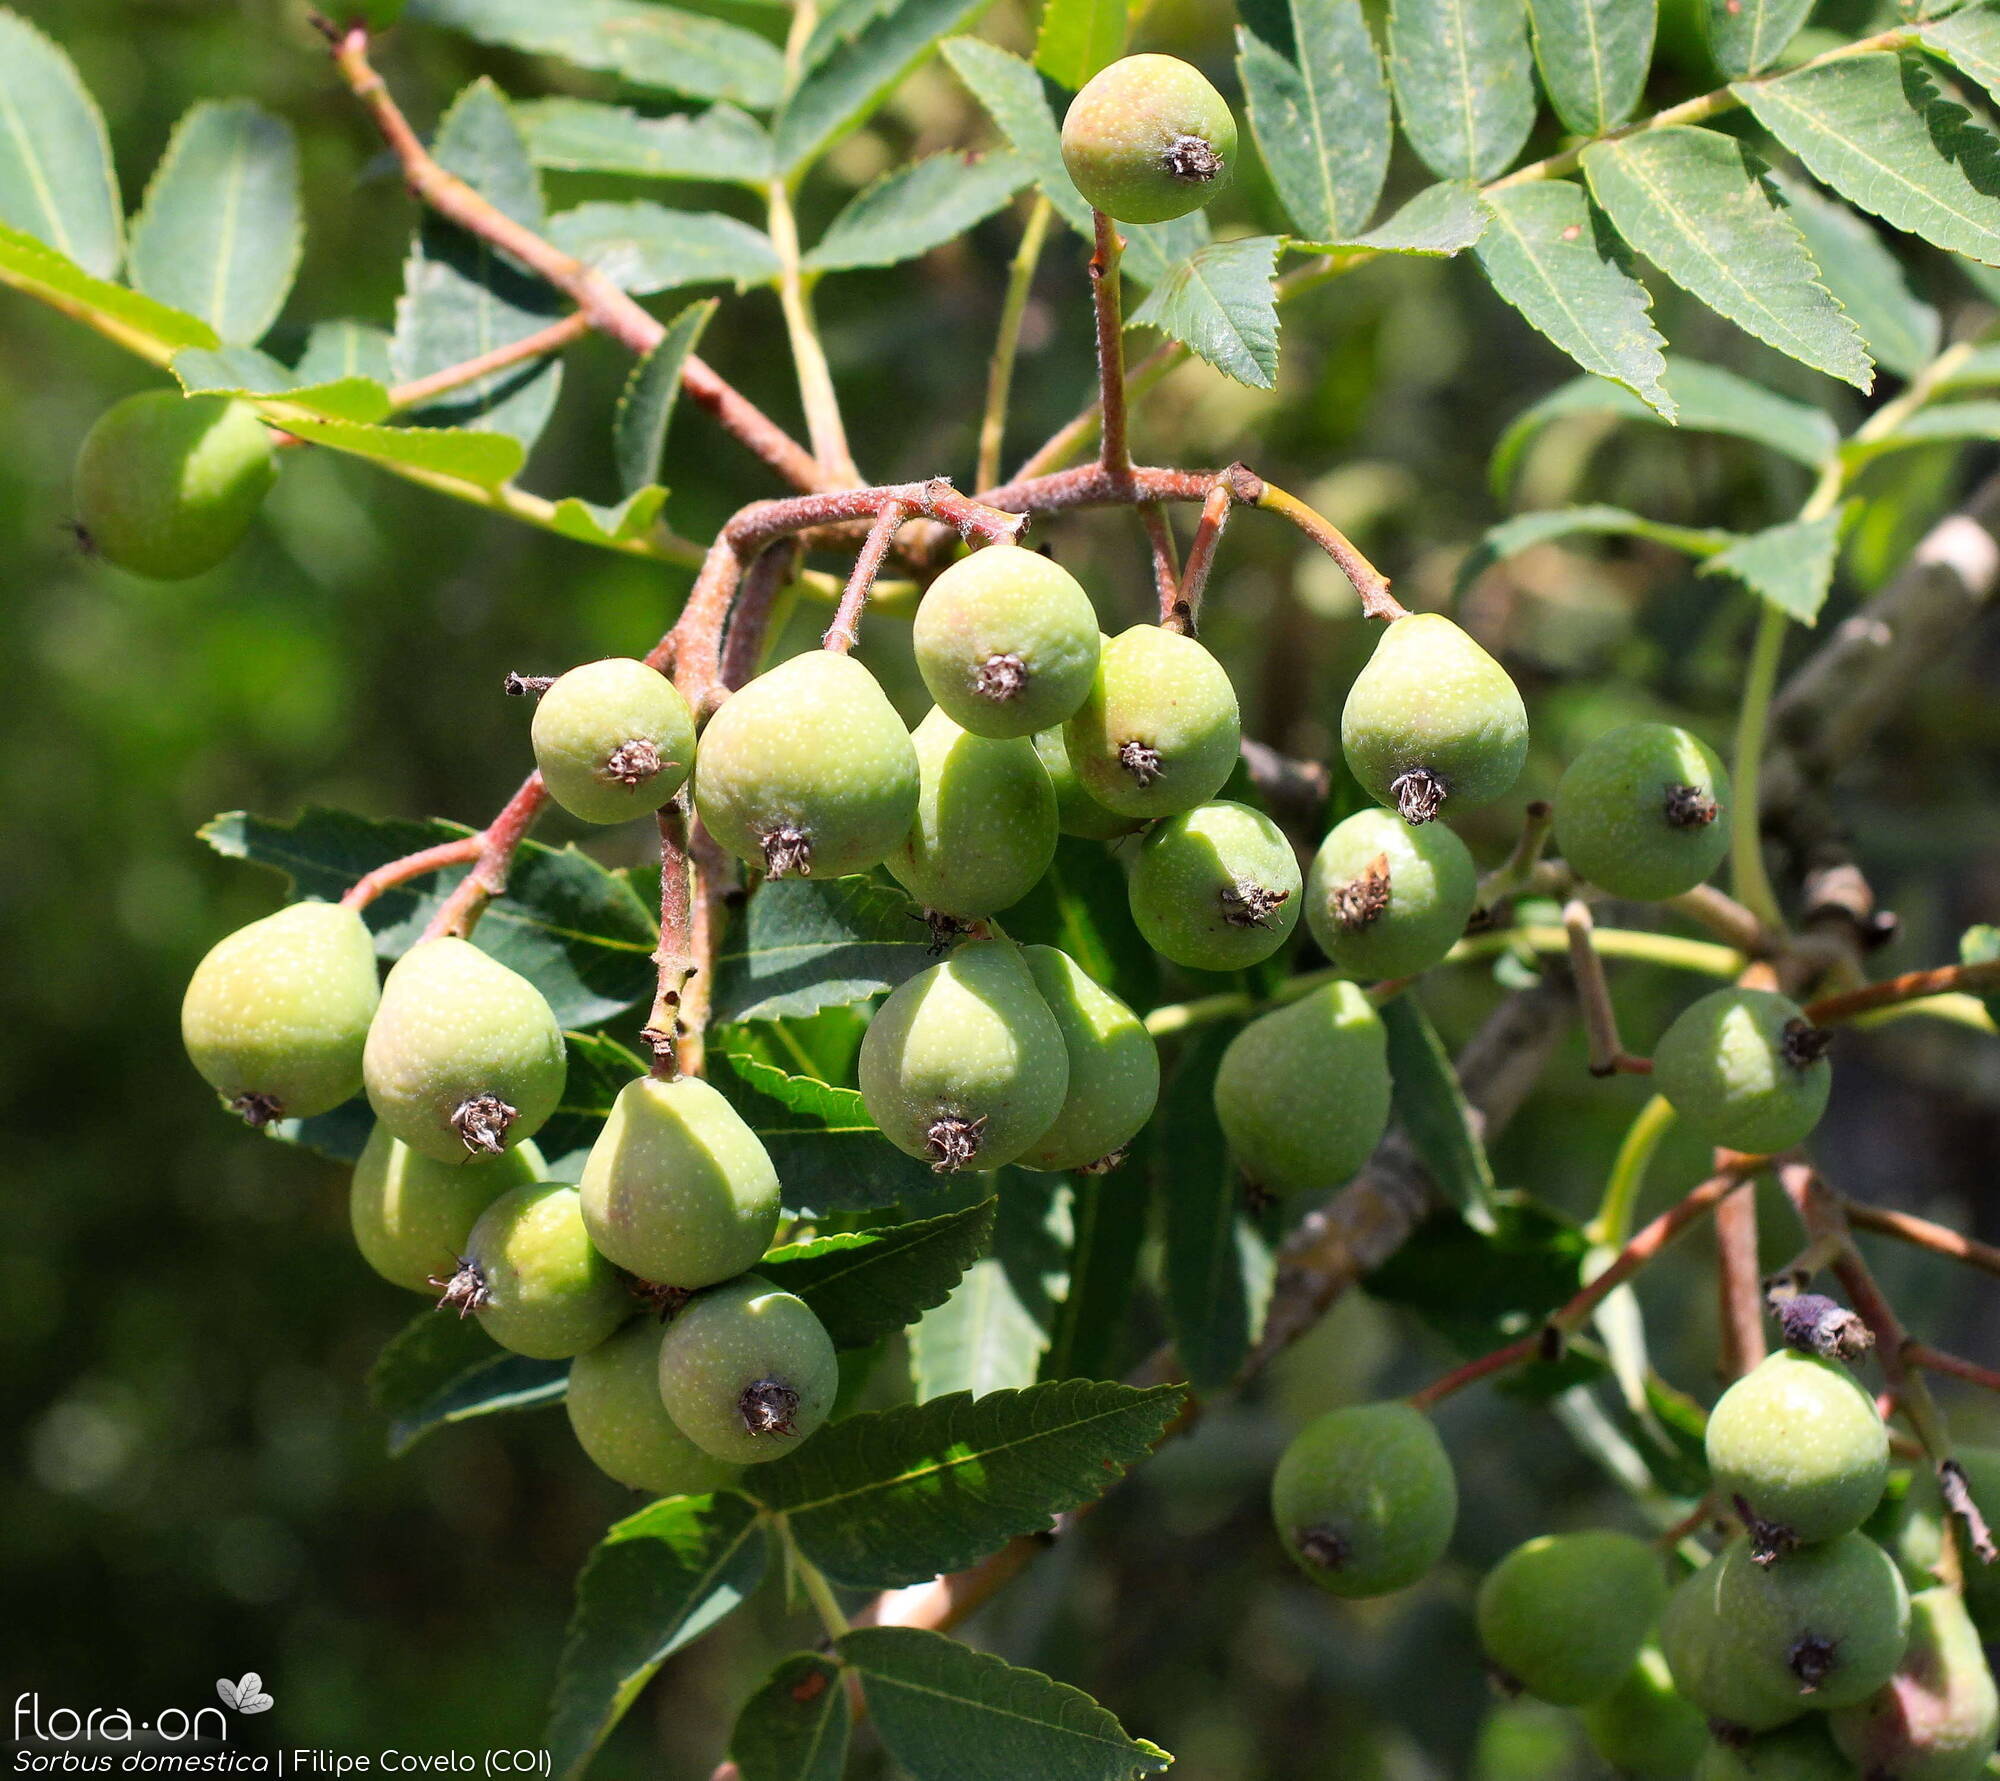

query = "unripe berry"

[181,900,381,1127]
[1660,1557,1807,1735]
[1270,1402,1456,1596]
[578,1073,781,1288]
[1014,944,1159,1173]
[565,1319,741,1498]
[1696,1721,1858,1780]
[859,938,1069,1172]
[436,1181,630,1360]
[1707,1350,1889,1555]
[1554,723,1732,902]
[1305,807,1477,979]
[656,1273,837,1464]
[1709,1532,1911,1713]
[362,937,567,1165]
[912,545,1101,738]
[530,657,695,825]
[1063,624,1241,819]
[1060,54,1237,225]
[1831,1585,2000,1781]
[1032,723,1142,840]
[886,707,1059,919]
[1476,1530,1667,1705]
[73,390,275,579]
[1127,799,1301,971]
[1654,988,1832,1155]
[349,1124,544,1292]
[1580,1646,1708,1780]
[694,650,920,879]
[1340,613,1528,823]
[1213,981,1391,1195]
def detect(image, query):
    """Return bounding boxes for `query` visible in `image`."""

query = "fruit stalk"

[821,502,907,652]
[1472,799,1556,917]
[1714,1183,1769,1380]
[1089,210,1131,477]
[1802,955,2000,1025]
[1564,899,1656,1077]
[1844,1203,2000,1282]
[1253,480,1406,621]
[410,773,549,942]
[643,801,697,1075]
[1173,478,1237,633]
[1139,503,1182,624]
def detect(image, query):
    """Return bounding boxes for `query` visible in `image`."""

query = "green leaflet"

[1769,172,1939,380]
[547,202,781,294]
[1526,0,1655,134]
[171,344,391,423]
[1699,508,1846,622]
[1381,996,1501,1230]
[1127,234,1283,388]
[512,98,774,185]
[294,319,395,386]
[1389,0,1537,182]
[0,9,122,278]
[727,1655,850,1781]
[1705,0,1812,77]
[909,1176,1070,1400]
[1033,0,1128,89]
[614,298,716,497]
[708,875,933,1025]
[367,1311,567,1456]
[0,221,215,360]
[758,1198,997,1348]
[1923,3,2000,104]
[805,150,1029,272]
[1455,503,1735,596]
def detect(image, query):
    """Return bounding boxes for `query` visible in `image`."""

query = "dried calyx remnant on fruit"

[1654,987,1834,1154]
[1270,1402,1457,1597]
[655,1274,837,1464]
[435,1181,630,1361]
[1062,624,1242,819]
[912,545,1102,737]
[1305,807,1478,980]
[1127,799,1301,971]
[1060,54,1237,224]
[528,657,696,826]
[1553,721,1732,901]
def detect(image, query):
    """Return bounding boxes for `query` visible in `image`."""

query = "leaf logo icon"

[217,1674,274,1714]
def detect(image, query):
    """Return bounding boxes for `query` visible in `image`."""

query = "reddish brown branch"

[341,835,484,910]
[643,800,696,1077]
[1139,504,1181,627]
[414,773,550,942]
[822,502,907,652]
[1803,957,2000,1025]
[1714,1183,1767,1380]
[1174,477,1238,634]
[1090,211,1130,478]
[387,310,592,412]
[1845,1202,2000,1281]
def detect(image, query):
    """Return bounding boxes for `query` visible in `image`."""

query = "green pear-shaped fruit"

[181,900,381,1126]
[530,657,695,825]
[912,546,1101,738]
[1128,799,1301,971]
[1477,1531,1667,1705]
[1060,54,1237,225]
[1033,723,1142,840]
[437,1181,630,1360]
[1654,989,1832,1155]
[1015,945,1159,1172]
[859,938,1069,1171]
[694,650,920,879]
[657,1274,838,1464]
[1581,1646,1708,1780]
[1710,1532,1911,1714]
[1340,613,1528,823]
[1660,1557,1807,1735]
[362,937,567,1164]
[565,1320,741,1497]
[1555,723,1732,902]
[1696,1722,1859,1780]
[74,390,275,579]
[349,1124,544,1292]
[1271,1402,1456,1597]
[1831,1586,1999,1781]
[1305,806,1478,980]
[1895,1448,2000,1635]
[1064,625,1241,819]
[1213,982,1391,1195]
[886,707,1059,918]
[578,1073,781,1288]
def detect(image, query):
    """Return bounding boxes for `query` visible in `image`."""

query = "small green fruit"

[1060,54,1237,225]
[1654,988,1833,1155]
[1305,806,1477,980]
[1895,1448,2000,1634]
[1032,723,1141,840]
[1270,1402,1456,1597]
[656,1273,838,1464]
[565,1320,741,1498]
[578,1073,781,1288]
[362,937,567,1164]
[694,650,920,879]
[1831,1586,2000,1781]
[349,1124,543,1293]
[1213,981,1391,1195]
[912,545,1101,738]
[530,657,695,825]
[439,1181,630,1360]
[886,707,1059,919]
[1695,1721,1858,1780]
[181,900,381,1127]
[1128,799,1302,971]
[859,939,1069,1172]
[1340,613,1528,823]
[1476,1530,1667,1705]
[1710,1532,1911,1713]
[1581,1647,1708,1780]
[1660,1557,1806,1735]
[1063,624,1241,819]
[1015,945,1160,1172]
[74,390,275,579]
[1554,723,1732,902]
[1707,1350,1889,1554]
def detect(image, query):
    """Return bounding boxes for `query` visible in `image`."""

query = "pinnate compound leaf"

[1380,997,1500,1230]
[758,1199,997,1348]
[1705,0,1812,78]
[1315,178,1487,255]
[513,99,774,185]
[755,1380,1182,1589]
[0,10,122,278]
[171,345,391,423]
[1389,0,1537,183]
[1699,508,1845,623]
[806,150,1028,272]
[368,1310,567,1456]
[615,297,715,497]
[548,202,780,294]
[1455,503,1734,594]
[838,1627,1172,1781]
[909,1175,1070,1400]
[1526,0,1655,134]
[275,416,526,489]
[1128,234,1282,388]
[1034,0,1128,90]
[728,1655,849,1781]
[1769,172,1938,380]
[548,1493,770,1781]
[709,876,932,1025]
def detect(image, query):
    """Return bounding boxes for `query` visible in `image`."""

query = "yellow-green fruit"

[181,900,381,1127]
[886,707,1059,918]
[1060,54,1237,225]
[1709,1532,1911,1713]
[440,1181,630,1360]
[362,937,567,1164]
[73,390,275,579]
[1063,625,1241,819]
[1554,723,1732,902]
[1305,806,1478,980]
[349,1125,544,1292]
[1707,1349,1888,1552]
[565,1320,741,1497]
[1340,613,1528,823]
[1128,800,1302,971]
[1032,724,1141,840]
[912,545,1101,738]
[530,657,695,825]
[657,1274,837,1464]
[858,939,1069,1171]
[1696,1722,1859,1780]
[1654,988,1833,1155]
[1660,1558,1806,1735]
[694,650,919,879]
[1581,1647,1708,1780]
[1476,1531,1667,1705]
[1270,1402,1456,1597]
[1831,1586,1999,1781]
[1895,1448,2000,1634]
[1213,982,1391,1195]
[578,1074,781,1288]
[1015,945,1159,1172]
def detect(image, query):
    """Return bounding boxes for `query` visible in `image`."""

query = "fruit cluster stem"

[1140,503,1183,626]
[1564,899,1655,1077]
[1173,478,1237,632]
[1844,1202,2000,1282]
[365,773,549,942]
[1802,956,2000,1025]
[644,800,698,1076]
[1089,210,1131,478]
[822,502,907,652]
[1252,480,1405,621]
